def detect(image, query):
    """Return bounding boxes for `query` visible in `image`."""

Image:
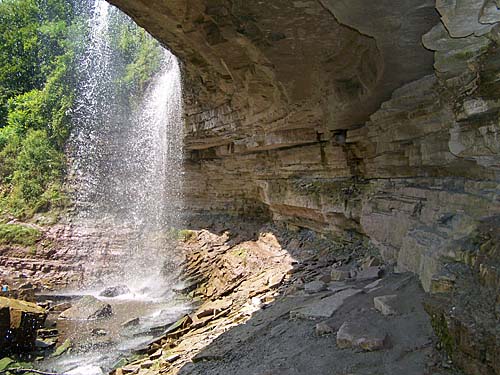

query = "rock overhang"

[106,0,438,131]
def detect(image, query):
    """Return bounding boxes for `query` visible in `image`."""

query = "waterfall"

[68,0,184,297]
[69,0,113,211]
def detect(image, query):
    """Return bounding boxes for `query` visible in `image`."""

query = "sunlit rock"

[0,297,47,352]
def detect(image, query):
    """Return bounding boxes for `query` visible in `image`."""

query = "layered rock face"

[108,0,498,289]
[106,1,500,370]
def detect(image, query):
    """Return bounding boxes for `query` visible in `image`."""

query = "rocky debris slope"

[112,225,458,375]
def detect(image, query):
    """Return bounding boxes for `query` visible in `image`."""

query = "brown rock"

[0,296,47,352]
[196,299,232,319]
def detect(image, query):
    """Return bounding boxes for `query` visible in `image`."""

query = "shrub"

[0,223,41,246]
[3,129,66,218]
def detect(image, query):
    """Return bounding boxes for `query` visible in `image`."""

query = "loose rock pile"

[111,226,459,375]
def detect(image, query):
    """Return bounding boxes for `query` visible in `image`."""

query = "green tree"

[0,0,75,218]
[0,0,168,220]
[0,0,74,124]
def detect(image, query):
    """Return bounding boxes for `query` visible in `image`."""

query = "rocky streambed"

[0,283,190,374]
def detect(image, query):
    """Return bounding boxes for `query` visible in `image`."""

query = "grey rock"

[315,321,334,336]
[355,266,382,282]
[436,0,494,37]
[35,338,56,350]
[290,288,361,319]
[374,295,399,316]
[327,282,350,293]
[91,328,108,336]
[330,268,351,281]
[337,320,390,351]
[99,284,130,298]
[480,0,500,24]
[59,295,113,320]
[364,279,382,290]
[304,280,327,294]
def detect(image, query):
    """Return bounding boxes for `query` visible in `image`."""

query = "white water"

[43,1,188,373]
[68,0,185,298]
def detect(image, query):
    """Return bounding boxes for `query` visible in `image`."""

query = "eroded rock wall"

[106,0,499,294]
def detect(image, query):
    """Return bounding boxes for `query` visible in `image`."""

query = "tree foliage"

[0,0,75,218]
[0,0,168,220]
[109,13,163,95]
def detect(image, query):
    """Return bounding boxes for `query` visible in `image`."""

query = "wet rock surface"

[0,297,47,353]
[100,285,131,298]
[59,295,113,321]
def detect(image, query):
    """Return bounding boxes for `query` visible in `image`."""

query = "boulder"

[99,285,130,298]
[0,296,47,352]
[304,280,327,294]
[59,295,112,320]
[336,320,390,351]
[315,321,335,336]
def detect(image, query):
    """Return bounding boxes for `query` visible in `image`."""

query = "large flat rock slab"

[337,319,390,351]
[59,295,112,321]
[290,289,361,319]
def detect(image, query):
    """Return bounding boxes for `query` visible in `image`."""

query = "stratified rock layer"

[106,0,499,290]
[103,1,499,373]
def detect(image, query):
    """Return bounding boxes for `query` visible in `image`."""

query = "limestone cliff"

[104,1,500,371]
[107,0,498,285]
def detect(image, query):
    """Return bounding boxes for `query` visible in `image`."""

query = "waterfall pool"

[37,290,190,374]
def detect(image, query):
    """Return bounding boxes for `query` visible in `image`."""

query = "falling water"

[37,1,188,373]
[67,0,184,297]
